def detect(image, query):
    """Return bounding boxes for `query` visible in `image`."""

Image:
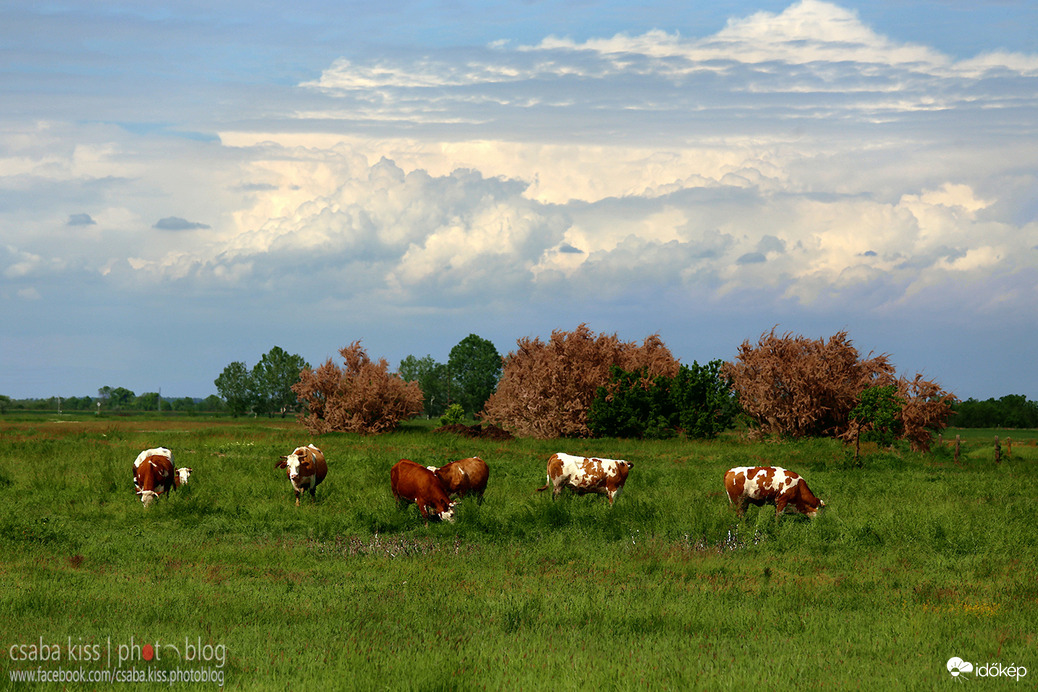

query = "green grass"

[1,417,1035,689]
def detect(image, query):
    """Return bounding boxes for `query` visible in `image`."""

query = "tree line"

[0,391,224,414]
[7,326,1036,439]
[283,324,962,451]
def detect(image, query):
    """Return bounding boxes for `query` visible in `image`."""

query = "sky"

[2,0,1037,402]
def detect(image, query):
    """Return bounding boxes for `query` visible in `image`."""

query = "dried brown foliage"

[481,324,679,438]
[725,328,954,448]
[293,341,424,435]
[896,373,956,452]
[724,328,895,438]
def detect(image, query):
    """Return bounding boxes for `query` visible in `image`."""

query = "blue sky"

[2,0,1036,401]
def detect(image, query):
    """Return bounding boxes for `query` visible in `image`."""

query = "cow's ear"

[276,457,287,468]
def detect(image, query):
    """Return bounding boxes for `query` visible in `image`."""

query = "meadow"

[1,414,1036,690]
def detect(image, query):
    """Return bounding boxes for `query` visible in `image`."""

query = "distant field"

[1,415,1035,689]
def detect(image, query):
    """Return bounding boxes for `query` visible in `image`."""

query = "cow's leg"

[309,485,317,503]
[294,490,301,507]
[774,497,788,517]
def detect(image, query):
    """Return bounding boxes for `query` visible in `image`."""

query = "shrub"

[896,374,956,452]
[725,328,954,449]
[439,403,466,427]
[588,361,739,440]
[724,328,893,438]
[481,324,679,438]
[849,385,905,448]
[293,342,424,434]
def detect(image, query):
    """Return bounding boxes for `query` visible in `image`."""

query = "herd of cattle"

[132,445,826,521]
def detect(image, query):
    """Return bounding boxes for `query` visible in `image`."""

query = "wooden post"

[1007,437,1012,459]
[994,435,1001,464]
[954,435,960,463]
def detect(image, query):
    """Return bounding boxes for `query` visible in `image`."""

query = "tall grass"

[0,417,1035,689]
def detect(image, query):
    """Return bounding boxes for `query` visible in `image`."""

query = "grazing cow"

[536,453,632,505]
[425,457,489,503]
[724,466,825,518]
[133,451,175,507]
[133,447,190,493]
[391,459,456,523]
[276,444,328,506]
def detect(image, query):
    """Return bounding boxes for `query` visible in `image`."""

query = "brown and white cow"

[133,450,176,507]
[425,457,489,503]
[536,453,632,505]
[724,466,825,518]
[133,447,191,494]
[276,444,327,506]
[391,459,456,523]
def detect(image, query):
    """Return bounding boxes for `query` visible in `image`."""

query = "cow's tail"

[535,483,549,493]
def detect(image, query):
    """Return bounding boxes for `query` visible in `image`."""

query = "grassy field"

[1,415,1036,690]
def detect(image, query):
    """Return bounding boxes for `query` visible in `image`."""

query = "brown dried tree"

[481,324,679,438]
[724,328,895,438]
[725,328,954,449]
[293,341,424,435]
[896,373,956,452]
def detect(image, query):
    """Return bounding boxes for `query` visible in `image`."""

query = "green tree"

[104,387,135,411]
[671,360,741,439]
[201,395,225,412]
[251,346,309,418]
[448,334,502,417]
[399,354,450,418]
[171,397,197,413]
[214,362,252,417]
[0,395,10,414]
[588,360,739,440]
[137,392,160,411]
[848,384,906,458]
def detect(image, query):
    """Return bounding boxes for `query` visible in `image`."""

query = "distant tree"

[953,395,1038,428]
[294,341,424,434]
[105,387,135,411]
[201,395,225,412]
[137,392,160,411]
[64,396,94,411]
[0,395,10,414]
[214,362,252,417]
[399,354,450,418]
[251,346,309,418]
[448,334,502,417]
[170,397,197,413]
[482,324,679,438]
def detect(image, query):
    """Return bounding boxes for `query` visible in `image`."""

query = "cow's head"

[798,483,826,518]
[438,501,457,523]
[175,467,192,487]
[277,448,316,483]
[139,490,159,507]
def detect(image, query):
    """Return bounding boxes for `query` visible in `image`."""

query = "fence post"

[994,435,1001,464]
[954,435,960,463]
[1007,436,1012,459]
